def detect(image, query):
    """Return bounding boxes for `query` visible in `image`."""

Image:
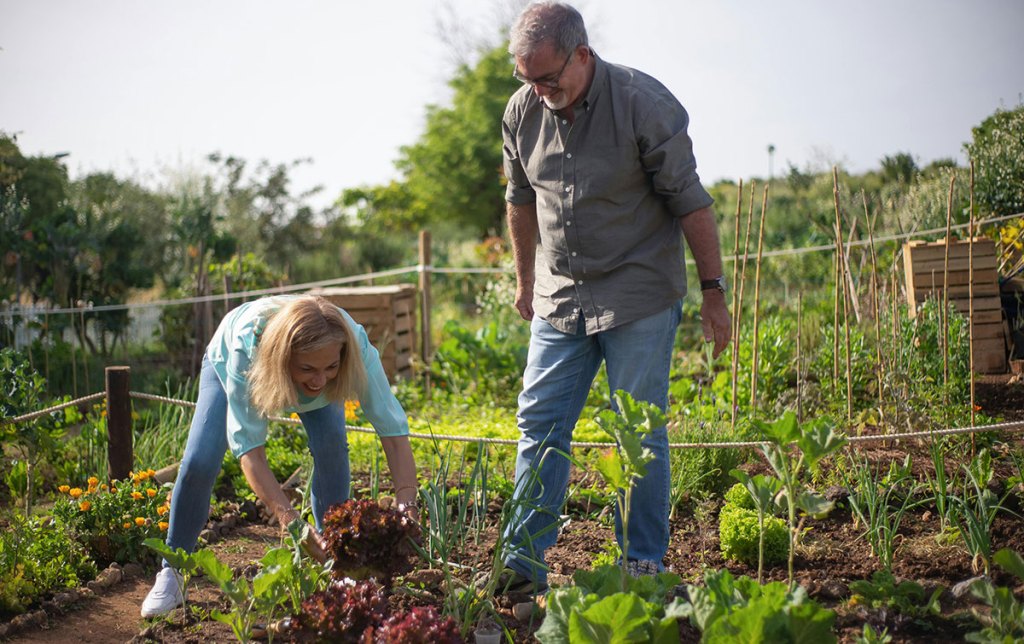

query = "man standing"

[497,1,731,593]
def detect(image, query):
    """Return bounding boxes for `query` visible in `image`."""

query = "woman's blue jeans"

[504,304,681,585]
[165,357,350,557]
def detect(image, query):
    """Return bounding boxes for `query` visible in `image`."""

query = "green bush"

[718,505,788,566]
[0,514,96,616]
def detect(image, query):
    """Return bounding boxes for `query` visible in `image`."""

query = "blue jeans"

[165,357,350,556]
[504,304,681,585]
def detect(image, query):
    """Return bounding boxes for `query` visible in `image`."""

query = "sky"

[2,0,1022,211]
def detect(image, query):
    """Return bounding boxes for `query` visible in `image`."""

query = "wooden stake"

[730,180,744,431]
[943,173,955,408]
[863,192,884,411]
[832,168,842,386]
[750,185,769,410]
[105,366,133,482]
[969,162,976,436]
[797,290,803,423]
[419,230,433,399]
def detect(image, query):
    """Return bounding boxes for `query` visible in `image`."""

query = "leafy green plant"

[0,347,76,514]
[536,563,688,644]
[592,390,666,586]
[668,416,748,508]
[678,567,836,643]
[728,473,785,583]
[295,578,389,643]
[375,605,463,643]
[844,456,929,572]
[855,623,893,644]
[0,513,96,616]
[950,449,1018,575]
[848,570,942,620]
[966,548,1024,642]
[143,539,201,617]
[754,411,846,588]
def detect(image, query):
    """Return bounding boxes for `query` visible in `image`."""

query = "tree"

[965,105,1024,217]
[347,42,521,239]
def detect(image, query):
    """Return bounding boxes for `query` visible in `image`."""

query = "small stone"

[817,579,848,600]
[53,591,75,605]
[921,510,932,522]
[824,485,849,502]
[123,562,145,579]
[512,600,539,622]
[199,528,215,543]
[952,575,986,598]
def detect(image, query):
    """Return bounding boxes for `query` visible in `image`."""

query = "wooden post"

[106,366,133,481]
[418,231,432,397]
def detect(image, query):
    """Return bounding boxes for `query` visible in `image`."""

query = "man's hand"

[701,290,732,358]
[300,526,329,564]
[514,282,535,321]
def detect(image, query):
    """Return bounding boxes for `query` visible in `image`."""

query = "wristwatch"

[700,276,727,294]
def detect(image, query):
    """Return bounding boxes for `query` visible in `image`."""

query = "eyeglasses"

[513,50,574,89]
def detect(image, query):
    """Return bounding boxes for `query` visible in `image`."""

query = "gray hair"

[508,2,588,59]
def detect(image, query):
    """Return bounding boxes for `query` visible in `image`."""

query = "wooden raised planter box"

[903,238,1006,374]
[310,285,417,382]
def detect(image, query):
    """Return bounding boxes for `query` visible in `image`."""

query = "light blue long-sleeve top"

[205,295,410,457]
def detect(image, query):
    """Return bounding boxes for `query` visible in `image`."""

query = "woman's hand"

[301,528,329,564]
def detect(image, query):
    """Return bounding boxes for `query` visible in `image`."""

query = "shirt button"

[564,186,571,193]
[566,153,573,159]
[562,119,568,124]
[577,280,583,285]
[571,251,577,257]
[566,221,573,226]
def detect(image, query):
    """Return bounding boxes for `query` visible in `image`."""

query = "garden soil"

[7,376,1024,643]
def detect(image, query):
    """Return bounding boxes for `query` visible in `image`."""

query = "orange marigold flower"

[147,469,156,477]
[158,521,169,531]
[131,491,144,500]
[157,505,169,516]
[87,476,99,487]
[123,522,133,529]
[110,487,117,493]
[59,485,70,493]
[69,487,83,498]
[147,488,157,498]
[345,400,360,421]
[135,517,146,527]
[79,500,92,511]
[101,484,109,491]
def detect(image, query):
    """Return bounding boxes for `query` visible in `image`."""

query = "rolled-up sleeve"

[503,104,536,205]
[353,321,409,437]
[637,99,713,218]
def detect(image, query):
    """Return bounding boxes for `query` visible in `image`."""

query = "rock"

[53,591,76,606]
[952,575,986,598]
[513,600,540,621]
[824,485,849,502]
[123,562,145,579]
[921,510,932,522]
[199,528,215,543]
[816,579,848,600]
[239,499,259,521]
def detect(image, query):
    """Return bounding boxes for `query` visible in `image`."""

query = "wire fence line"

[6,389,1024,451]
[4,210,1021,322]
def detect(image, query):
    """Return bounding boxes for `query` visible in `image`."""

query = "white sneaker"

[140,567,184,617]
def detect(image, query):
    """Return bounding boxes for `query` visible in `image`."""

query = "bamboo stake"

[750,185,769,410]
[796,290,803,423]
[863,192,884,412]
[832,168,842,386]
[835,222,853,421]
[730,180,744,431]
[969,161,976,437]
[832,167,852,417]
[943,173,955,408]
[736,181,756,410]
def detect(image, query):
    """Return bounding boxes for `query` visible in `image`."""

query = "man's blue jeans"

[504,303,681,585]
[165,357,350,556]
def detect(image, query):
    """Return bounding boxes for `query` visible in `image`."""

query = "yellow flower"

[101,484,109,491]
[157,505,169,516]
[147,488,157,498]
[345,400,361,422]
[123,522,132,529]
[147,469,156,477]
[290,412,300,420]
[135,517,146,527]
[59,485,70,493]
[69,487,83,498]
[79,500,92,511]
[110,487,117,493]
[131,491,144,500]
[87,476,99,487]
[158,521,169,531]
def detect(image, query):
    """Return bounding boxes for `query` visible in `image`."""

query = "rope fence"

[7,388,1024,452]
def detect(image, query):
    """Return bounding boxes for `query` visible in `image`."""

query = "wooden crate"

[903,238,1006,373]
[310,285,417,382]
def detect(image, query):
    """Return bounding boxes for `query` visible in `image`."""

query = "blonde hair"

[247,295,367,416]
